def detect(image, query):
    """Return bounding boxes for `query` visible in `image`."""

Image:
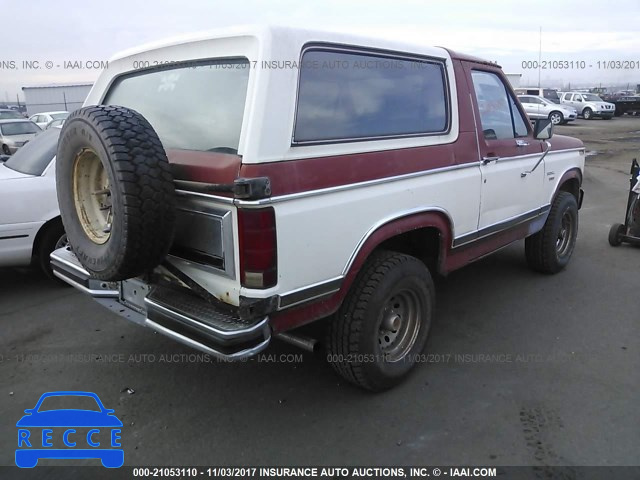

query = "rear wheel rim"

[55,233,69,250]
[556,209,575,257]
[72,148,112,245]
[378,289,422,362]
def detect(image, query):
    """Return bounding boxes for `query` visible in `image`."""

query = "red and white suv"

[51,26,585,390]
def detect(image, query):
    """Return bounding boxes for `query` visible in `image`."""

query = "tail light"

[238,207,277,289]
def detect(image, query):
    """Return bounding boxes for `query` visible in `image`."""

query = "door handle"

[482,156,499,165]
[516,139,529,147]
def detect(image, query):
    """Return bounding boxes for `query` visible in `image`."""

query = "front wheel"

[326,250,434,391]
[2,144,10,155]
[582,108,593,120]
[549,111,564,125]
[525,192,579,274]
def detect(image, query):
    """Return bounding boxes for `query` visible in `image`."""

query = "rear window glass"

[0,110,24,120]
[4,128,59,175]
[294,49,448,143]
[0,122,40,135]
[104,59,250,153]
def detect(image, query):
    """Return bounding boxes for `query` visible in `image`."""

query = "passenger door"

[466,67,545,230]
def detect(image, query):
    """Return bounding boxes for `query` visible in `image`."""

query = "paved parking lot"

[1,117,639,470]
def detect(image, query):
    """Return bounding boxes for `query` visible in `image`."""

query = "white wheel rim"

[72,148,112,245]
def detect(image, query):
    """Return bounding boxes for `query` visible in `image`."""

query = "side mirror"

[533,118,554,140]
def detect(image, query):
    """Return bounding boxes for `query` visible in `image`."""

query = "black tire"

[525,192,579,274]
[37,221,69,280]
[56,105,176,281]
[2,144,10,155]
[582,108,593,120]
[326,250,434,391]
[608,223,625,247]
[549,111,564,125]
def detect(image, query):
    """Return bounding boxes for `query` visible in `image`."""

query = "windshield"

[583,94,603,101]
[4,128,59,175]
[50,112,69,120]
[104,59,250,153]
[37,394,101,412]
[0,122,40,135]
[0,110,24,120]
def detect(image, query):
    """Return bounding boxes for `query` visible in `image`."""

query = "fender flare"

[343,208,454,278]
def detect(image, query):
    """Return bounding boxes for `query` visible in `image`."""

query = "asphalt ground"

[1,116,638,477]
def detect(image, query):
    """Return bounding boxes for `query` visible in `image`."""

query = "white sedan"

[29,111,69,130]
[0,127,66,279]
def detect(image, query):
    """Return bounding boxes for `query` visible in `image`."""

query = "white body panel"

[0,161,59,267]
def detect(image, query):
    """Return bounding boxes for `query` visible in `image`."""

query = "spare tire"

[56,105,176,281]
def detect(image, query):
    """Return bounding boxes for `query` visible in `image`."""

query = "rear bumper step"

[50,248,270,360]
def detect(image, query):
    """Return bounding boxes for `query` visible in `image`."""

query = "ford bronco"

[51,26,585,391]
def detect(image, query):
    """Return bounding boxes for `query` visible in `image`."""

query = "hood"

[16,409,123,427]
[548,134,584,151]
[0,163,32,180]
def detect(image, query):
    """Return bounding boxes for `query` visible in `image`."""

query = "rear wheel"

[2,144,10,155]
[549,111,564,125]
[37,221,69,280]
[326,250,434,391]
[608,223,625,247]
[525,192,579,274]
[582,108,593,120]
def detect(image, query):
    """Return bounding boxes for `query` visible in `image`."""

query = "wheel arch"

[554,168,582,206]
[343,209,454,279]
[31,215,63,259]
[269,209,454,333]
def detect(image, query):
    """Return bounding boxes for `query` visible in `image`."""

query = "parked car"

[518,95,577,125]
[0,119,41,155]
[0,127,67,279]
[560,92,615,119]
[514,87,562,104]
[29,111,69,129]
[51,26,585,391]
[45,118,66,129]
[0,109,25,120]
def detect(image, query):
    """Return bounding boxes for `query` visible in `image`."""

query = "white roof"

[110,24,450,62]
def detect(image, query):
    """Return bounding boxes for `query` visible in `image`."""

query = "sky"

[1,0,639,102]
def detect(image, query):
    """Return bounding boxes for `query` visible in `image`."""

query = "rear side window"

[294,49,448,143]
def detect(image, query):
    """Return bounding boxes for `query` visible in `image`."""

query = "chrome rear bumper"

[50,248,270,360]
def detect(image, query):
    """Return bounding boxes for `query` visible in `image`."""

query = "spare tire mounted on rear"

[56,105,176,281]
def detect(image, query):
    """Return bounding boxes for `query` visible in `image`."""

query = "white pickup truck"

[51,26,585,391]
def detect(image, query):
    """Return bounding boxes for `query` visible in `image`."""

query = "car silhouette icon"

[15,391,123,468]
